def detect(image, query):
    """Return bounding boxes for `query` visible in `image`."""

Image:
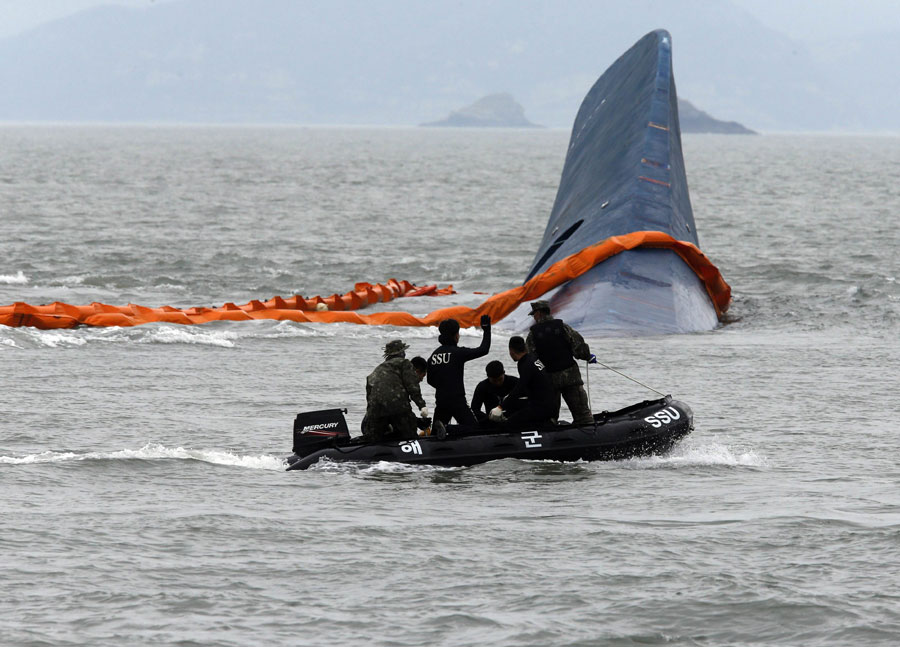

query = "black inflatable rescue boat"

[285,397,692,471]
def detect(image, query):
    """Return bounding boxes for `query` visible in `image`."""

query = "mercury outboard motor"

[292,408,351,457]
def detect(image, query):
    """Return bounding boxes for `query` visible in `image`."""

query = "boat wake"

[625,437,767,469]
[298,435,765,475]
[0,443,286,471]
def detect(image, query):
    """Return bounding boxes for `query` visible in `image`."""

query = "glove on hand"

[488,406,504,422]
[420,406,429,418]
[588,354,598,364]
[480,314,491,328]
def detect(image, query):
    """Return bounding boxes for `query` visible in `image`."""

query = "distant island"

[423,93,752,133]
[421,93,541,128]
[678,99,756,134]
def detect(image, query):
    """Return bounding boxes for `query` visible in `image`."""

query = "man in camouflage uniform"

[525,300,597,426]
[364,340,429,442]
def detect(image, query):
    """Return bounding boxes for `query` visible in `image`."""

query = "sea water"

[1,126,899,646]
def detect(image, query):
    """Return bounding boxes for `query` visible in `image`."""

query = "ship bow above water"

[512,29,730,336]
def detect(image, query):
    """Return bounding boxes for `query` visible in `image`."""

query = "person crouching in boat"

[410,355,428,382]
[488,336,555,428]
[471,360,519,422]
[427,315,491,427]
[526,300,596,426]
[364,340,429,442]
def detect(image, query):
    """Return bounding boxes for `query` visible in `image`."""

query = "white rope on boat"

[589,360,668,397]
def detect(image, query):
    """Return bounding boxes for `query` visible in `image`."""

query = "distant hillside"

[678,99,755,134]
[0,0,894,131]
[422,94,540,128]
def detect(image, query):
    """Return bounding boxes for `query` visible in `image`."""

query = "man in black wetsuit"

[470,360,520,421]
[489,336,555,428]
[525,300,596,426]
[427,315,491,427]
[410,356,428,382]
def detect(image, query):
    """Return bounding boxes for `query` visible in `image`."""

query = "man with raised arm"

[427,315,491,427]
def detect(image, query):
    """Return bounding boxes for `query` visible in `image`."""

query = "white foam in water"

[0,443,286,470]
[0,270,28,284]
[74,325,239,348]
[625,438,768,469]
[358,460,457,474]
[1,450,81,464]
[247,320,442,341]
[30,331,88,348]
[305,457,458,475]
[140,326,237,348]
[250,320,336,339]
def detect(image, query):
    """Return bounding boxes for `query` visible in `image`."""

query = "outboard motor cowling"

[292,408,351,456]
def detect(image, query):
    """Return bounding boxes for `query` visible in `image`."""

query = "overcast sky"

[2,0,900,42]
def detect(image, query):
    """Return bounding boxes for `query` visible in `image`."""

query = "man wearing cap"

[427,314,491,427]
[364,340,429,441]
[525,300,596,426]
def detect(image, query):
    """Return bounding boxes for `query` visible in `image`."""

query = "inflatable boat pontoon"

[286,396,692,471]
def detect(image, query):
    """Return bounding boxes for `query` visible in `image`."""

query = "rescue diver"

[427,315,491,426]
[364,340,429,442]
[488,336,555,428]
[525,300,597,426]
[470,360,520,421]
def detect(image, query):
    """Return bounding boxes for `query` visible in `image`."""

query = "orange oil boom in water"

[1,232,730,330]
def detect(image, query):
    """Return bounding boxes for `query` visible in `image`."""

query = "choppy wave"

[0,324,240,349]
[0,270,28,284]
[0,443,286,470]
[135,326,237,347]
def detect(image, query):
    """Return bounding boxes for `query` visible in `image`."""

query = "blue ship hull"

[512,30,724,335]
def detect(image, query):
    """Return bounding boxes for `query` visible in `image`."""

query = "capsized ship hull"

[509,29,727,335]
[0,32,729,334]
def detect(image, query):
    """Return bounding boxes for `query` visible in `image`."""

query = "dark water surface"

[2,127,899,646]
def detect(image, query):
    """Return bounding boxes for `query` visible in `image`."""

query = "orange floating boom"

[0,231,729,330]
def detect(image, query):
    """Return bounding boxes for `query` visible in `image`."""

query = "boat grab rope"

[1,231,731,330]
[590,360,667,397]
[585,360,594,414]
